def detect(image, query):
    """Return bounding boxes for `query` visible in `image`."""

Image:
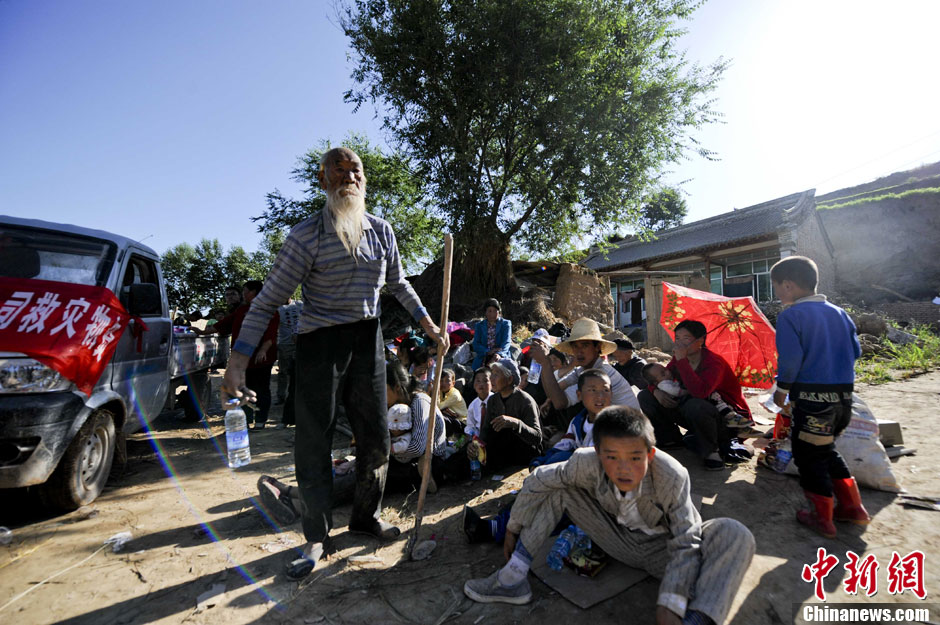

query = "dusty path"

[1,370,938,624]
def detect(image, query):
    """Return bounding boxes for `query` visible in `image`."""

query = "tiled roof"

[583,190,814,271]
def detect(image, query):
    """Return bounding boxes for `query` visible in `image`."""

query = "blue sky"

[2,1,939,258]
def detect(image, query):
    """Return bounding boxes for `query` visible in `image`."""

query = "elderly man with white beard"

[222,147,447,579]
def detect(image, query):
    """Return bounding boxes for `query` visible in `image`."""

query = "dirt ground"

[2,370,939,625]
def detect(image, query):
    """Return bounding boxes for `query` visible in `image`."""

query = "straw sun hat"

[556,318,618,356]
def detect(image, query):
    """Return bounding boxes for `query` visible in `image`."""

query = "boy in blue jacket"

[770,256,869,538]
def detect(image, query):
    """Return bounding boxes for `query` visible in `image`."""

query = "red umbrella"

[659,281,778,389]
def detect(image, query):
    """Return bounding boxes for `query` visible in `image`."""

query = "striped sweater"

[235,208,427,356]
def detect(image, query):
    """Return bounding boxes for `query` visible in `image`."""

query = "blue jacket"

[471,317,512,369]
[775,295,861,393]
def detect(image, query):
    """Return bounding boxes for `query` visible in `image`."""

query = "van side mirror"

[122,283,162,316]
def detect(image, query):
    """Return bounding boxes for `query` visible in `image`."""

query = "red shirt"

[665,347,751,418]
[217,303,279,369]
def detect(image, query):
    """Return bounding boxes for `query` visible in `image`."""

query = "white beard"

[327,187,366,257]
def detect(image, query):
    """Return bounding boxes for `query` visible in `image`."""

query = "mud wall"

[552,264,614,326]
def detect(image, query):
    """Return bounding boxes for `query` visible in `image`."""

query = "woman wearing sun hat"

[530,318,640,415]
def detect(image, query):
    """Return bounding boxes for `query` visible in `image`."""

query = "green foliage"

[161,238,271,314]
[816,186,940,210]
[342,0,726,293]
[252,133,444,274]
[854,324,940,385]
[637,187,688,231]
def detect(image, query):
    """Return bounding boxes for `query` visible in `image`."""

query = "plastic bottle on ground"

[225,404,251,468]
[470,459,482,481]
[546,525,588,571]
[774,438,793,473]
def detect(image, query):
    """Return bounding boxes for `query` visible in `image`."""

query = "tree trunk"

[412,223,517,322]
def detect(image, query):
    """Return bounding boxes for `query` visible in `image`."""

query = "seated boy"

[439,367,469,436]
[531,368,612,466]
[465,367,493,439]
[464,369,613,544]
[771,256,869,537]
[642,363,761,438]
[464,407,755,625]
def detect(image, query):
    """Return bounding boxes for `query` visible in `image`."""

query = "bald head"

[319,146,367,256]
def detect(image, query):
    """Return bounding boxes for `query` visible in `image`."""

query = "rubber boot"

[833,477,871,525]
[796,491,837,538]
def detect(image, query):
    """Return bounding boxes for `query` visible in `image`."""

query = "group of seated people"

[258,297,764,624]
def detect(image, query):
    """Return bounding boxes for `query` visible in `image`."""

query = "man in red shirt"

[200,280,278,429]
[637,319,750,471]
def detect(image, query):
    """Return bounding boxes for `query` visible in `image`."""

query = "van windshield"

[0,225,117,287]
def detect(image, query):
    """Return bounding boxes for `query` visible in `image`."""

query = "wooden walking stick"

[406,233,454,559]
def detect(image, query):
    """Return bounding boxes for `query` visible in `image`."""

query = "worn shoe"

[286,539,334,581]
[463,506,493,544]
[348,518,401,541]
[833,477,872,525]
[797,491,837,538]
[464,570,532,605]
[704,453,725,471]
[248,423,266,431]
[257,476,298,525]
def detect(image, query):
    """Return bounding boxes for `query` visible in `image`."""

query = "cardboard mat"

[530,542,649,609]
[529,494,703,609]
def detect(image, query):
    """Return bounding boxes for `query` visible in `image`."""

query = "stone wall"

[552,263,614,326]
[873,301,940,330]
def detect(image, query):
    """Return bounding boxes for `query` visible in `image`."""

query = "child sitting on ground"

[770,255,869,538]
[387,403,413,455]
[439,367,468,437]
[465,369,613,544]
[464,367,492,439]
[642,362,761,438]
[463,407,755,625]
[532,368,612,465]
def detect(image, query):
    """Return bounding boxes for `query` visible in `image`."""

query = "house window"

[709,266,722,294]
[722,250,779,302]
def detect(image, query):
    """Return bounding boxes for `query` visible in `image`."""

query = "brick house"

[581,189,836,345]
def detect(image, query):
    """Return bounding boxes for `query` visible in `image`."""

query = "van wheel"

[180,371,212,422]
[39,409,116,512]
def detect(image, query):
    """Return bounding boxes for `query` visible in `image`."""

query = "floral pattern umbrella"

[660,281,778,388]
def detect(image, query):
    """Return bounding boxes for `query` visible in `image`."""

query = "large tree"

[343,0,725,303]
[252,133,444,274]
[638,186,688,232]
[161,238,270,313]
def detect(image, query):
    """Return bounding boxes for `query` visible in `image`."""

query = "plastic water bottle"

[528,360,542,384]
[546,525,589,571]
[470,459,482,481]
[225,405,251,468]
[773,439,793,473]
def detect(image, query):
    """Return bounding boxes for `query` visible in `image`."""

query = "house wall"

[789,211,837,295]
[819,194,940,302]
[552,264,614,327]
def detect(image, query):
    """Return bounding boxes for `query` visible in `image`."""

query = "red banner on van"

[0,277,130,395]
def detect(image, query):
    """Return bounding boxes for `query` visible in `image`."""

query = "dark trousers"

[386,455,445,493]
[294,319,390,543]
[637,390,730,457]
[791,395,852,496]
[276,343,296,401]
[245,365,273,425]
[282,359,297,425]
